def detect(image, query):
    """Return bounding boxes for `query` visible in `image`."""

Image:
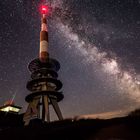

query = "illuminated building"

[0,101,21,114]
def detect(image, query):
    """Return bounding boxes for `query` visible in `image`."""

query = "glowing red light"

[42,8,46,11]
[41,5,49,15]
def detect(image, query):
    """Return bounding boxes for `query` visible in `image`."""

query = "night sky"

[0,0,140,119]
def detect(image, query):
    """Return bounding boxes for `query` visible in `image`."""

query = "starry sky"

[0,0,140,119]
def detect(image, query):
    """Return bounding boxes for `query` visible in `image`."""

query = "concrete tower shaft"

[40,14,49,62]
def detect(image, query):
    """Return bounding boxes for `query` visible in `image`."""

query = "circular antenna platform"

[28,58,60,72]
[31,68,58,79]
[27,77,63,91]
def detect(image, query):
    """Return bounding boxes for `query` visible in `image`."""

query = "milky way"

[0,0,140,119]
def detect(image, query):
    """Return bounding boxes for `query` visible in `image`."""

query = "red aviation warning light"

[41,5,49,15]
